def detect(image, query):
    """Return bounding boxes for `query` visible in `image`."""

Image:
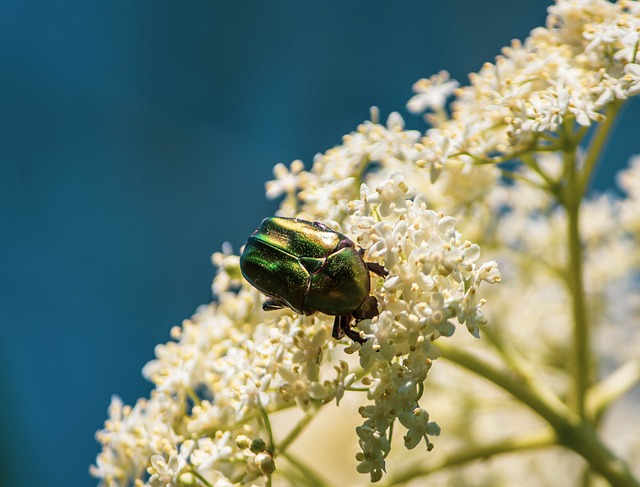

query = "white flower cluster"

[92,163,499,485]
[418,150,640,486]
[342,179,499,481]
[484,152,640,368]
[411,0,640,175]
[93,1,640,485]
[269,110,425,222]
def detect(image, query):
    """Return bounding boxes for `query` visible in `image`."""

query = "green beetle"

[240,217,388,343]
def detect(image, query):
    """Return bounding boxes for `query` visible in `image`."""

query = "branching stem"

[281,452,331,487]
[277,410,317,455]
[379,428,555,486]
[438,344,640,487]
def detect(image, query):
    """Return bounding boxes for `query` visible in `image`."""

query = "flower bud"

[249,438,266,454]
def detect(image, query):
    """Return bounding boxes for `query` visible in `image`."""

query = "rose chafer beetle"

[240,217,388,343]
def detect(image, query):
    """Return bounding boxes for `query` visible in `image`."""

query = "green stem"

[379,428,555,486]
[498,167,548,190]
[438,343,569,431]
[438,344,640,487]
[559,103,622,423]
[482,325,535,380]
[587,359,640,420]
[520,152,559,191]
[476,326,568,415]
[186,386,201,408]
[281,451,331,487]
[564,161,590,421]
[277,410,317,455]
[386,420,394,457]
[188,466,213,487]
[579,101,622,194]
[259,404,276,452]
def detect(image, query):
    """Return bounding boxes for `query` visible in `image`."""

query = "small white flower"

[407,70,459,115]
[397,407,441,450]
[265,160,305,199]
[623,63,640,96]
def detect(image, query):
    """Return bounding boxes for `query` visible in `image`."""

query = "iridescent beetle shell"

[239,217,388,343]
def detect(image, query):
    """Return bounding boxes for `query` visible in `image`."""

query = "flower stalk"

[438,344,640,487]
[379,428,555,487]
[562,137,591,421]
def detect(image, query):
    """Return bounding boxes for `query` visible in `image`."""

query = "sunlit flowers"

[93,1,640,486]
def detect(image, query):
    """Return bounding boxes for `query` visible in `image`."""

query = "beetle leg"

[333,315,366,344]
[332,315,345,340]
[357,246,388,276]
[262,298,288,312]
[365,261,389,277]
[341,317,366,344]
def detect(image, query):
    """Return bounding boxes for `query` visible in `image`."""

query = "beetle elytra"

[240,217,388,343]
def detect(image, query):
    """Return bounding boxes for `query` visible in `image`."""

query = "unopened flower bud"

[249,438,266,454]
[255,452,276,475]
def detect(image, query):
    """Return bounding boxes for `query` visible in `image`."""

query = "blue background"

[1,1,638,486]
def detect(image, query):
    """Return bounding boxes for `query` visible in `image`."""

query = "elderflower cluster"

[94,1,640,485]
[411,0,640,175]
[342,180,499,481]
[92,102,502,484]
[416,150,640,487]
[92,162,500,485]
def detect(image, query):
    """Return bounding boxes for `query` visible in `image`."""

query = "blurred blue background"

[1,1,638,486]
